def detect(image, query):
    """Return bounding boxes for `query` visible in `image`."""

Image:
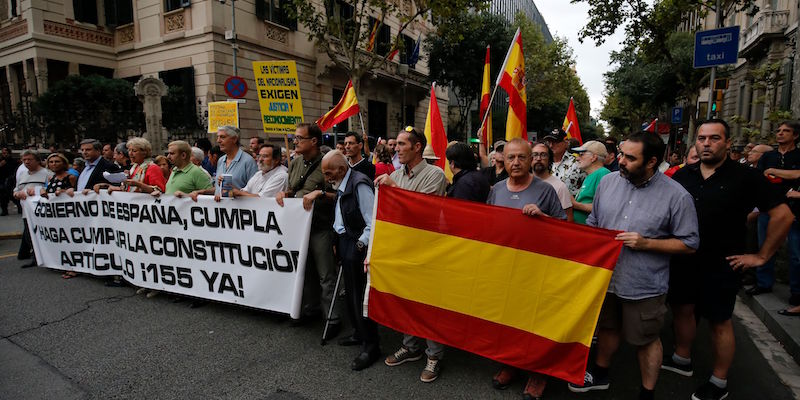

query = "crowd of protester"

[3,118,800,400]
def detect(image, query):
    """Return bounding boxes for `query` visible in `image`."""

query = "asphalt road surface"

[0,238,795,399]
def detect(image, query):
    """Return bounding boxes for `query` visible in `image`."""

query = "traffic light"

[710,90,723,117]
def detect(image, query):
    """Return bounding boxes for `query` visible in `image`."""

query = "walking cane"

[320,264,343,346]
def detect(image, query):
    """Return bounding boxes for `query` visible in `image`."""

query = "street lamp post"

[223,0,238,77]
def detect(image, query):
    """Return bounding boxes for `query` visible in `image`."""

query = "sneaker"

[691,381,729,400]
[492,366,517,390]
[661,356,693,377]
[522,374,547,400]
[568,370,610,393]
[420,356,441,383]
[136,287,148,295]
[384,347,423,366]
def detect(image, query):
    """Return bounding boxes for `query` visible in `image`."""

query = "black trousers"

[338,233,379,352]
[19,219,33,259]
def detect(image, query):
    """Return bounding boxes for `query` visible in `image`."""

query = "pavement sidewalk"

[0,209,23,240]
[740,283,800,367]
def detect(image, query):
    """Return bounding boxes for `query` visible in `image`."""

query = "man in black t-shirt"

[750,120,800,302]
[665,119,794,400]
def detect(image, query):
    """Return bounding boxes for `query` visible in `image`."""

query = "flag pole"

[358,111,370,157]
[477,85,500,154]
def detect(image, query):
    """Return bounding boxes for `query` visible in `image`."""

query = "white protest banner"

[22,193,312,318]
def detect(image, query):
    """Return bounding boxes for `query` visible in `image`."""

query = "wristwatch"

[356,241,366,251]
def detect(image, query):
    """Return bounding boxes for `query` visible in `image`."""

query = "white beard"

[330,180,343,190]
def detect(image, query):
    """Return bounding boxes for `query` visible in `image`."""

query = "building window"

[105,0,133,27]
[255,0,297,30]
[73,0,98,24]
[10,0,18,17]
[164,0,190,13]
[368,100,387,138]
[400,35,415,66]
[159,67,198,131]
[367,17,391,56]
[331,88,349,133]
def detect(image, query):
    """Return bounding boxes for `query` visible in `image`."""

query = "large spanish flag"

[497,28,526,140]
[479,45,493,149]
[316,80,359,132]
[423,83,451,180]
[563,97,583,144]
[367,186,622,384]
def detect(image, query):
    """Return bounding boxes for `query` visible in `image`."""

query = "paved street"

[0,224,797,399]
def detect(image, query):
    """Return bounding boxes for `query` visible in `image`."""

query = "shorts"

[668,261,739,323]
[598,293,667,346]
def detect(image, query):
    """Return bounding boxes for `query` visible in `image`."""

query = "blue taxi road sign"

[694,26,740,68]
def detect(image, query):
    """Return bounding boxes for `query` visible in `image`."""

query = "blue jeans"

[756,214,800,294]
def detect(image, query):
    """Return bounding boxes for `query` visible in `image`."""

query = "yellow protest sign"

[252,60,304,134]
[207,101,239,133]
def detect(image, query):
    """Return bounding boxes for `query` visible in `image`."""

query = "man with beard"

[531,142,573,222]
[321,150,381,371]
[544,129,585,196]
[387,135,402,170]
[664,119,793,400]
[569,132,699,400]
[231,144,288,198]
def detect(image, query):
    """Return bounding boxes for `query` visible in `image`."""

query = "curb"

[739,284,800,367]
[0,232,22,240]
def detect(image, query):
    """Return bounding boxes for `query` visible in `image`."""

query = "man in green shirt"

[571,140,611,224]
[166,141,213,195]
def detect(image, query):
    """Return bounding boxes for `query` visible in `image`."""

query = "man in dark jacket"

[321,149,380,371]
[446,142,490,202]
[76,139,116,191]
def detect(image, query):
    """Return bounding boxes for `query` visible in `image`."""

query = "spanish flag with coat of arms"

[497,28,526,140]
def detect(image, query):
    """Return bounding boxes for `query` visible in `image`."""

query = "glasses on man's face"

[293,136,311,142]
[531,152,548,159]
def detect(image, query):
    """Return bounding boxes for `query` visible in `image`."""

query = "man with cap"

[571,141,611,225]
[544,129,586,197]
[481,140,509,185]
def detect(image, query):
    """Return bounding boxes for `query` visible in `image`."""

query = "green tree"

[290,0,489,101]
[33,75,143,144]
[425,12,511,139]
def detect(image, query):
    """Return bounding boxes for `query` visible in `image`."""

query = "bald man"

[322,150,380,371]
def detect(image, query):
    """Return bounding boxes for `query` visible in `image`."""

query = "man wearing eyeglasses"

[374,125,448,383]
[571,141,611,225]
[231,144,288,198]
[276,123,341,339]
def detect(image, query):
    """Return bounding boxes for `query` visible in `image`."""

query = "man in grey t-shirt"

[485,138,564,400]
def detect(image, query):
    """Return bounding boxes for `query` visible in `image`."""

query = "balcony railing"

[740,9,789,51]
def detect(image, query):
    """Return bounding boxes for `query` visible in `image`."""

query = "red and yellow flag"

[367,186,622,384]
[479,45,493,148]
[316,80,359,132]
[563,97,583,144]
[366,20,379,52]
[423,83,452,180]
[497,28,526,140]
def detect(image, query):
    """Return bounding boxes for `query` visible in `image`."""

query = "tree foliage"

[290,0,489,95]
[425,12,511,138]
[33,75,143,144]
